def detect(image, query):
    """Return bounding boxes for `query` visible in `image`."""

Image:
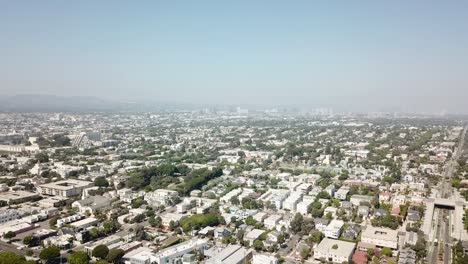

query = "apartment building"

[37,179,94,197]
[361,226,399,249]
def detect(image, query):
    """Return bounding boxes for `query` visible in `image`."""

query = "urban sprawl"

[0,111,468,264]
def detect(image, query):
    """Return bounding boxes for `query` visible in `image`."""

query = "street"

[427,125,466,264]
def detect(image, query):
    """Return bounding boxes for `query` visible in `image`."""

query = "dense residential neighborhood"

[0,111,467,264]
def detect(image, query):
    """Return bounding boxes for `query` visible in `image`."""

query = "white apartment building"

[314,238,355,263]
[37,179,94,197]
[259,189,290,210]
[144,189,179,206]
[252,253,279,264]
[283,192,303,211]
[264,214,282,229]
[220,188,243,204]
[361,226,399,249]
[325,220,344,239]
[334,187,349,200]
[0,209,20,224]
[129,239,208,264]
[349,195,373,207]
[296,200,312,215]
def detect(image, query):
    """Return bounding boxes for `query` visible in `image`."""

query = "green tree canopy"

[381,247,393,257]
[40,246,61,263]
[69,251,89,264]
[94,177,109,188]
[106,249,125,264]
[0,252,32,264]
[92,245,109,260]
[4,231,16,239]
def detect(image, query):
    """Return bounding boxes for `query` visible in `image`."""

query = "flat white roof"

[39,179,93,190]
[315,238,356,258]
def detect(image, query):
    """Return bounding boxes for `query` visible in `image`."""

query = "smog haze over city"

[1,1,468,114]
[2,3,468,264]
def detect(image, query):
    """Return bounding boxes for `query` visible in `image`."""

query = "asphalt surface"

[427,125,467,264]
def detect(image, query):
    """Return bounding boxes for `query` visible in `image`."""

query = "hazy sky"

[1,1,468,113]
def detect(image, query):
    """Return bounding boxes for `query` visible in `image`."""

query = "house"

[314,238,356,263]
[357,206,370,217]
[374,209,389,217]
[206,244,253,264]
[214,227,230,239]
[296,200,312,215]
[324,207,338,218]
[352,250,368,264]
[334,187,350,200]
[325,184,336,197]
[379,192,392,204]
[403,231,418,246]
[398,248,416,264]
[341,201,353,210]
[343,225,361,241]
[406,210,421,222]
[264,214,282,229]
[402,174,414,182]
[266,231,282,244]
[252,253,278,264]
[392,195,406,207]
[253,212,268,223]
[350,195,373,207]
[144,189,179,206]
[72,196,112,214]
[314,218,330,232]
[245,229,265,245]
[325,220,344,239]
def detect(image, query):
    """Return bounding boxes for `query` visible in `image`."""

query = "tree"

[102,221,120,235]
[35,152,50,163]
[69,251,89,264]
[230,196,240,205]
[52,135,71,147]
[180,213,220,232]
[40,246,61,263]
[131,197,146,208]
[134,225,147,240]
[49,216,59,228]
[94,177,109,188]
[92,245,109,260]
[222,235,236,245]
[107,249,125,264]
[23,235,40,247]
[290,213,304,234]
[381,247,392,257]
[149,216,162,228]
[4,231,16,240]
[133,214,145,223]
[300,248,310,260]
[253,240,265,251]
[0,252,32,264]
[245,216,257,226]
[310,231,324,243]
[367,248,375,261]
